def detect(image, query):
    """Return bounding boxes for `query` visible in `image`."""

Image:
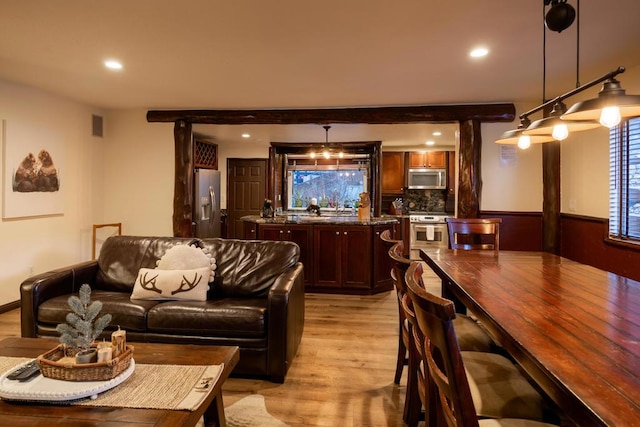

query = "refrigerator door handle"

[209,186,216,224]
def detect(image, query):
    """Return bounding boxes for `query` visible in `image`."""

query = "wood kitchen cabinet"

[243,221,258,239]
[382,152,405,194]
[258,223,314,286]
[313,225,371,290]
[408,151,446,168]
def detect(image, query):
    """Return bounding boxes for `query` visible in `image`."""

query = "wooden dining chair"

[388,242,495,427]
[446,217,501,252]
[405,261,559,427]
[379,230,404,385]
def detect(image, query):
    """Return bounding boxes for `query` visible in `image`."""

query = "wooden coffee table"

[0,337,239,427]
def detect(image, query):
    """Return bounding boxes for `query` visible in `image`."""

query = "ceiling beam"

[146,104,515,125]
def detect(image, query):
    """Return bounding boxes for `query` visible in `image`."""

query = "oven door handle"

[413,224,444,230]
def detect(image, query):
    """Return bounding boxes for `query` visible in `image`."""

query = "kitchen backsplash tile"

[404,189,446,213]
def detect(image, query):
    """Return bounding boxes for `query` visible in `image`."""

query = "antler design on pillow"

[172,272,203,295]
[138,271,161,294]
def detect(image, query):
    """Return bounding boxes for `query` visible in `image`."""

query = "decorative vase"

[75,348,98,364]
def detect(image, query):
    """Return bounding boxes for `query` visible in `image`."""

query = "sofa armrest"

[267,262,305,382]
[20,261,99,338]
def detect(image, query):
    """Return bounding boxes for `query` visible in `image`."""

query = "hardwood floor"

[0,269,442,427]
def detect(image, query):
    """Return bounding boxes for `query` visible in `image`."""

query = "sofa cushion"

[38,291,159,332]
[131,267,211,301]
[146,298,268,338]
[203,238,300,297]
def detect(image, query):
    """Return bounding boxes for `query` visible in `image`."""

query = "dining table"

[420,249,640,427]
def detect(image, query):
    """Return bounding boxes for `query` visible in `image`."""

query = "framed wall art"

[2,120,64,219]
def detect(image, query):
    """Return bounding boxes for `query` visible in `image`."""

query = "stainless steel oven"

[409,214,449,258]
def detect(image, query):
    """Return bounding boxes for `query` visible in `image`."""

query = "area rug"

[225,394,290,427]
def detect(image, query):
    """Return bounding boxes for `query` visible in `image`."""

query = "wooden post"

[542,142,561,254]
[457,119,482,218]
[173,120,194,237]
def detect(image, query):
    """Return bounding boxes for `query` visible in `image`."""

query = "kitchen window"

[286,158,369,210]
[609,117,640,242]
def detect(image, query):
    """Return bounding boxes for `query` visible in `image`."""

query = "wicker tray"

[36,344,134,382]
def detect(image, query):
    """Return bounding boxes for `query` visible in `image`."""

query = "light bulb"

[338,151,344,158]
[323,150,330,159]
[552,124,569,141]
[517,135,531,149]
[600,106,621,128]
[310,152,316,159]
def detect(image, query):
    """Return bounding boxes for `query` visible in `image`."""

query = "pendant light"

[322,125,331,159]
[495,117,555,149]
[524,101,600,141]
[561,75,640,128]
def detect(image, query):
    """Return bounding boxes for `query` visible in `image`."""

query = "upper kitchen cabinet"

[382,152,405,195]
[408,151,446,169]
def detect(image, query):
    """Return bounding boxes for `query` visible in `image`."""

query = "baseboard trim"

[0,301,19,314]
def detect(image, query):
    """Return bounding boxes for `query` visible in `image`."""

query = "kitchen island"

[242,214,398,294]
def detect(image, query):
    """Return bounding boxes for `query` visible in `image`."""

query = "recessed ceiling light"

[425,141,435,146]
[104,60,123,70]
[469,47,489,58]
[432,131,442,136]
[241,133,250,138]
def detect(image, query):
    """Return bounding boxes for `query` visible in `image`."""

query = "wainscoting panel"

[480,211,543,251]
[560,214,640,282]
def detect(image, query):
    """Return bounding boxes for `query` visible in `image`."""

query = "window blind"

[610,117,640,241]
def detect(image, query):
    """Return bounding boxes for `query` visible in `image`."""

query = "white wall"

[481,110,544,212]
[101,110,175,236]
[0,80,105,305]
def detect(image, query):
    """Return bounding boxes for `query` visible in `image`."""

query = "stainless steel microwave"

[407,168,447,189]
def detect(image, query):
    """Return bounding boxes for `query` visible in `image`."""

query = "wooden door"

[382,152,405,194]
[288,225,314,286]
[409,151,446,168]
[427,151,446,168]
[258,224,286,241]
[408,152,427,168]
[341,226,371,289]
[314,225,342,288]
[227,159,268,239]
[243,221,258,239]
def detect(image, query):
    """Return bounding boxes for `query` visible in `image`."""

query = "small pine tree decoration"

[56,284,112,352]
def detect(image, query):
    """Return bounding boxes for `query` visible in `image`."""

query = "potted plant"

[293,191,303,207]
[56,284,112,364]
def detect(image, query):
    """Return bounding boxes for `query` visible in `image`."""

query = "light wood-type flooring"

[0,269,442,427]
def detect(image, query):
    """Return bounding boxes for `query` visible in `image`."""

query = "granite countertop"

[241,214,398,226]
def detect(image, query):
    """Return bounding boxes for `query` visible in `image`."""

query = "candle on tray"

[97,341,113,362]
[111,327,126,358]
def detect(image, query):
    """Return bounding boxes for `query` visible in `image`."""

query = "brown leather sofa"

[20,235,305,383]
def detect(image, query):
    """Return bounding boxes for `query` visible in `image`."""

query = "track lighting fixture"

[496,1,640,148]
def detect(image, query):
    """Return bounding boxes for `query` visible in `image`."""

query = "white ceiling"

[2,1,640,149]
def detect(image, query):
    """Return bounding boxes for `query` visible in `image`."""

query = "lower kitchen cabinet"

[258,224,314,286]
[314,225,371,290]
[253,220,397,294]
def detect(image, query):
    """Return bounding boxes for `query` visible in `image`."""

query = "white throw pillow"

[156,244,216,282]
[131,267,211,301]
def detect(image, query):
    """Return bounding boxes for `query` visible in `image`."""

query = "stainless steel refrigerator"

[194,169,221,238]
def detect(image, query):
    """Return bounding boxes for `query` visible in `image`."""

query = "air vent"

[92,114,103,137]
